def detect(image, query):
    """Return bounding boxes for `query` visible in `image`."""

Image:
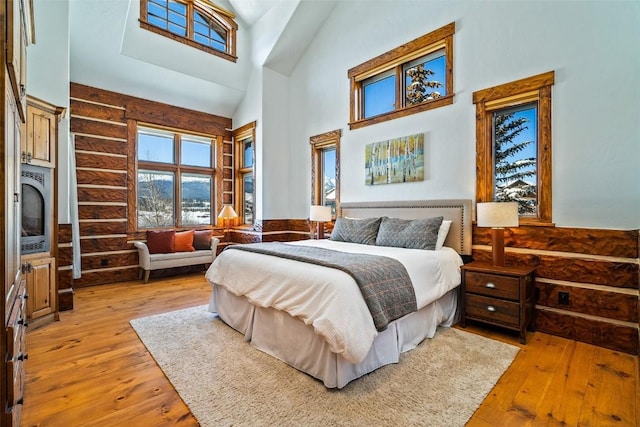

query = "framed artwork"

[365,133,424,185]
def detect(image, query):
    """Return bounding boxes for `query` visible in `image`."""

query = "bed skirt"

[208,285,459,388]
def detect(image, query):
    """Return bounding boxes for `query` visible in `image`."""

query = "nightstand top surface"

[462,262,536,276]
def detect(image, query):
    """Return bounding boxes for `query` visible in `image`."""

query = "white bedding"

[205,239,463,364]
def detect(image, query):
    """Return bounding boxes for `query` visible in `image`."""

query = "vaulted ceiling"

[68,0,335,117]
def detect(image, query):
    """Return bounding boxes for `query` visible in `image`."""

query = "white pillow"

[435,220,452,250]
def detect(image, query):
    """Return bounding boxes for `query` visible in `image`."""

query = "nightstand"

[461,262,536,344]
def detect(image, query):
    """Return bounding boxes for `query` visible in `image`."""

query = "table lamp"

[476,202,519,266]
[218,204,238,243]
[309,205,332,239]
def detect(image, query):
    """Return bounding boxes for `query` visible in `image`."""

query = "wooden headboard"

[338,199,472,255]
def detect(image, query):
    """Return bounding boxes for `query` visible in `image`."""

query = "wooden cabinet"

[23,97,62,167]
[3,1,34,425]
[461,262,536,344]
[4,70,27,427]
[23,256,57,325]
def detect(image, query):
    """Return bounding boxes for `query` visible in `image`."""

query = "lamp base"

[316,222,324,240]
[491,227,505,266]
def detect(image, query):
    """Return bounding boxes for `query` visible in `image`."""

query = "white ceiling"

[228,0,281,26]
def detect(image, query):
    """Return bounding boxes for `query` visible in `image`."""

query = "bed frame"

[339,199,472,255]
[209,199,472,388]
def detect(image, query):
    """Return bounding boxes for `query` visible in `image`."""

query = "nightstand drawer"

[465,271,519,301]
[465,294,519,327]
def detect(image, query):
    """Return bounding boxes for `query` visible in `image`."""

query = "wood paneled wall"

[70,83,232,287]
[228,219,312,245]
[472,225,639,355]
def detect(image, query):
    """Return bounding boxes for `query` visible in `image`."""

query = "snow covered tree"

[405,64,443,105]
[493,111,536,215]
[138,172,174,227]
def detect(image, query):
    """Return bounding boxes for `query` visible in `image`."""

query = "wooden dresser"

[2,0,34,425]
[461,262,536,344]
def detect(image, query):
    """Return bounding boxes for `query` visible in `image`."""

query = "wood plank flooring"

[20,274,639,426]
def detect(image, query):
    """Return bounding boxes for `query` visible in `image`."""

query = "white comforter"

[205,239,463,364]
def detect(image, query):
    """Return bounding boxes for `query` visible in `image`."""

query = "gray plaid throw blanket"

[227,243,417,331]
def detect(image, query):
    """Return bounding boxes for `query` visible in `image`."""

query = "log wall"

[227,219,313,245]
[472,225,639,355]
[70,83,232,287]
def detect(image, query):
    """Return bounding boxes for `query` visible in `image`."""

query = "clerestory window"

[140,0,237,62]
[348,22,455,130]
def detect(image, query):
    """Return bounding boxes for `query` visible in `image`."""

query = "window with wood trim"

[233,122,256,225]
[348,22,454,130]
[136,125,217,228]
[310,129,341,217]
[472,71,554,225]
[140,0,238,62]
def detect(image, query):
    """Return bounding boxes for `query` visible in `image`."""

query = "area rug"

[131,305,519,426]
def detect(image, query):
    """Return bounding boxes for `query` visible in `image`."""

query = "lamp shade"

[310,205,332,222]
[218,204,238,219]
[477,202,519,228]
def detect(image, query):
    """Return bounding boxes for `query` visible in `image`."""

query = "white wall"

[261,67,291,219]
[287,0,640,230]
[27,0,71,222]
[232,0,300,220]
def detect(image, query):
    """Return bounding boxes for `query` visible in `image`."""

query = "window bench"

[133,237,220,283]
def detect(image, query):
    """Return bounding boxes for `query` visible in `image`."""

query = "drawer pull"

[485,282,496,289]
[485,305,497,312]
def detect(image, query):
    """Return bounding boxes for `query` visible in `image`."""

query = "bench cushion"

[149,250,213,262]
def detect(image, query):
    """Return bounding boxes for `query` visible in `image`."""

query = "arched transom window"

[140,0,238,62]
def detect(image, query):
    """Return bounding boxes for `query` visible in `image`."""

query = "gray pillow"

[329,217,382,245]
[375,216,444,250]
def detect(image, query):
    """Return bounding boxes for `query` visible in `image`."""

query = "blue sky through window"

[363,75,395,118]
[182,138,212,167]
[138,131,174,163]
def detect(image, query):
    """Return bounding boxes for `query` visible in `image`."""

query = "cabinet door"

[25,104,56,167]
[25,257,56,320]
[5,78,23,317]
[6,0,27,121]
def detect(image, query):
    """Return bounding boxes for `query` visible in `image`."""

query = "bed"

[205,199,472,388]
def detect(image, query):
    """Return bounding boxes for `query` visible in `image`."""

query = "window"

[348,22,454,130]
[140,0,238,62]
[136,126,215,228]
[233,122,256,225]
[473,71,554,225]
[310,129,341,217]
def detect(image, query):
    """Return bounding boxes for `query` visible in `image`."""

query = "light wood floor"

[21,274,639,426]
